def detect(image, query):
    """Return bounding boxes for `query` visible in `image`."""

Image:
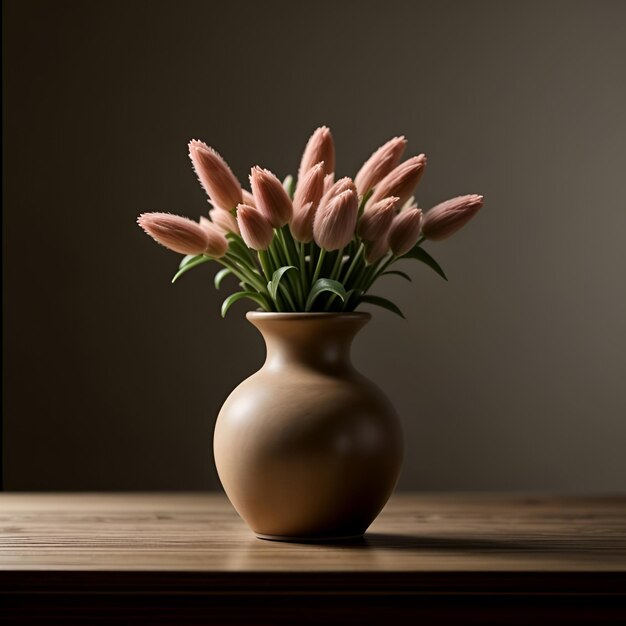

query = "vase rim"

[247,311,371,321]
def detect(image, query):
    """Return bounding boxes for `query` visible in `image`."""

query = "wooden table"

[1,493,625,624]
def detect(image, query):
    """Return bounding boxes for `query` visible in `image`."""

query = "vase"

[213,311,403,541]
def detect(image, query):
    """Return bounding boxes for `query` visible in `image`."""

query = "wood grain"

[1,493,625,624]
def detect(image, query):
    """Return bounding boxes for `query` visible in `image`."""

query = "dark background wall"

[3,0,625,492]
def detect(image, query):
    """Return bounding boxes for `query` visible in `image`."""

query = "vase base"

[256,532,364,543]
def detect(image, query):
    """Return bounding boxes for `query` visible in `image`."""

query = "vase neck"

[247,313,370,375]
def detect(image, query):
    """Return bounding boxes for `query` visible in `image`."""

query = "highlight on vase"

[137,126,484,318]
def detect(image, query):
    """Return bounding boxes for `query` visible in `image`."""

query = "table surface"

[2,493,625,624]
[1,492,625,573]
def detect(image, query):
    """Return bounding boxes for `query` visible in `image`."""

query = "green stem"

[267,241,282,274]
[311,248,326,285]
[220,257,273,311]
[330,247,344,280]
[278,227,304,309]
[323,247,346,311]
[224,253,267,294]
[299,241,308,294]
[258,250,283,311]
[257,250,273,282]
[341,242,364,288]
[278,284,297,310]
[365,254,396,291]
[227,248,264,282]
[308,242,318,281]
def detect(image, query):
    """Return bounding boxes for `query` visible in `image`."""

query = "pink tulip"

[313,189,359,251]
[249,166,293,228]
[298,126,335,180]
[368,155,427,208]
[138,212,211,256]
[290,201,317,243]
[197,216,230,257]
[388,208,423,256]
[358,196,399,242]
[236,204,274,250]
[400,196,417,212]
[323,173,335,194]
[355,136,407,195]
[319,176,357,208]
[293,161,325,212]
[188,140,243,211]
[421,194,484,241]
[365,237,389,264]
[242,189,256,208]
[209,208,240,235]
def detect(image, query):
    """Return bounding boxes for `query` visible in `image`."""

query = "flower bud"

[323,173,335,194]
[236,204,275,250]
[290,201,317,243]
[365,237,389,264]
[298,126,335,180]
[421,194,484,241]
[249,166,293,228]
[198,216,230,257]
[400,196,417,212]
[209,208,240,235]
[368,155,427,208]
[293,162,325,212]
[242,189,256,208]
[388,208,423,256]
[188,140,243,211]
[355,136,407,195]
[319,176,357,209]
[138,212,210,256]
[313,189,359,251]
[358,196,399,242]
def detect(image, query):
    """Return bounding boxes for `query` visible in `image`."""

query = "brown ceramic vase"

[214,312,403,542]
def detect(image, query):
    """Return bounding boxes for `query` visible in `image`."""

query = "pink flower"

[293,162,325,212]
[249,166,293,228]
[368,155,427,208]
[241,189,256,208]
[313,189,359,251]
[388,208,423,256]
[298,126,335,180]
[209,208,240,235]
[323,173,335,194]
[236,204,275,250]
[358,196,399,242]
[188,140,242,211]
[365,237,389,264]
[290,201,317,243]
[355,136,407,195]
[138,212,211,256]
[421,194,484,241]
[319,176,357,208]
[197,216,230,257]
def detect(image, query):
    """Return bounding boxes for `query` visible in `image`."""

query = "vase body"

[214,312,403,541]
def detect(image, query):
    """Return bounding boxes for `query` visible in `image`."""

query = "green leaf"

[401,245,448,281]
[171,255,211,283]
[227,235,254,263]
[214,268,232,289]
[221,291,267,317]
[179,254,198,269]
[305,278,347,311]
[267,266,298,302]
[381,270,412,282]
[359,295,405,319]
[282,174,295,199]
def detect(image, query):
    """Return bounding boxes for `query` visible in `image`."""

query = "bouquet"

[137,127,483,317]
